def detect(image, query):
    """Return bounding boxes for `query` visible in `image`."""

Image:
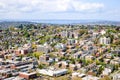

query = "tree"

[98,66,104,74]
[19,54,24,60]
[38,64,44,69]
[32,52,44,59]
[96,59,100,65]
[18,24,23,29]
[113,64,119,71]
[79,29,88,36]
[9,26,15,31]
[70,58,75,64]
[82,59,89,66]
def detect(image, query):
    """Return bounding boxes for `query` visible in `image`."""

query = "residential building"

[113,73,120,80]
[99,37,111,45]
[37,45,51,54]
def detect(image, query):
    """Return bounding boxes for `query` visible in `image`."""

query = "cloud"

[0,2,6,12]
[0,2,5,8]
[0,0,104,13]
[73,1,104,12]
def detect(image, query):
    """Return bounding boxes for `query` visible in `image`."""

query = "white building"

[37,68,68,77]
[102,68,112,75]
[100,30,106,35]
[55,43,66,50]
[113,73,120,80]
[67,39,78,45]
[72,72,86,78]
[93,32,99,38]
[99,37,111,45]
[82,75,100,80]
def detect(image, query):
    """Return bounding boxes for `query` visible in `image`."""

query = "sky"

[0,0,120,21]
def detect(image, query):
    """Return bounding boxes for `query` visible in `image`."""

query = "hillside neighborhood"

[0,24,120,80]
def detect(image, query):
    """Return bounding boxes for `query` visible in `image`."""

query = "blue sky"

[0,0,120,21]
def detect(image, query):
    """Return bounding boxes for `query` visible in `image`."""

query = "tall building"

[60,31,79,39]
[99,37,111,45]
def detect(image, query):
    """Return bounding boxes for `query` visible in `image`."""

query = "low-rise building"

[69,64,77,71]
[37,45,51,54]
[55,61,69,69]
[15,47,32,55]
[19,71,37,80]
[55,43,67,51]
[113,73,120,80]
[102,68,112,75]
[82,75,100,80]
[39,54,54,65]
[73,52,81,59]
[110,60,119,65]
[37,68,68,77]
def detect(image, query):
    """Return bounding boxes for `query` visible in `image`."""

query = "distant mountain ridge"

[32,20,120,25]
[0,20,120,28]
[0,21,36,28]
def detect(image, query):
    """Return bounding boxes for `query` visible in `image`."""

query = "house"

[78,73,86,78]
[39,54,54,65]
[82,75,100,80]
[113,73,120,80]
[69,64,77,71]
[55,61,69,69]
[60,31,69,38]
[110,60,119,65]
[102,68,112,75]
[111,47,120,54]
[55,43,67,51]
[15,47,32,55]
[39,54,50,61]
[85,55,95,61]
[67,45,75,49]
[61,61,69,69]
[72,72,86,78]
[103,59,111,64]
[67,39,78,45]
[60,31,79,39]
[58,52,66,57]
[93,32,99,38]
[105,53,113,59]
[72,72,80,77]
[55,62,62,68]
[73,52,81,59]
[15,43,32,55]
[76,63,82,69]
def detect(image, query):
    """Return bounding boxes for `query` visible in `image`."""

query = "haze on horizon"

[0,0,120,21]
